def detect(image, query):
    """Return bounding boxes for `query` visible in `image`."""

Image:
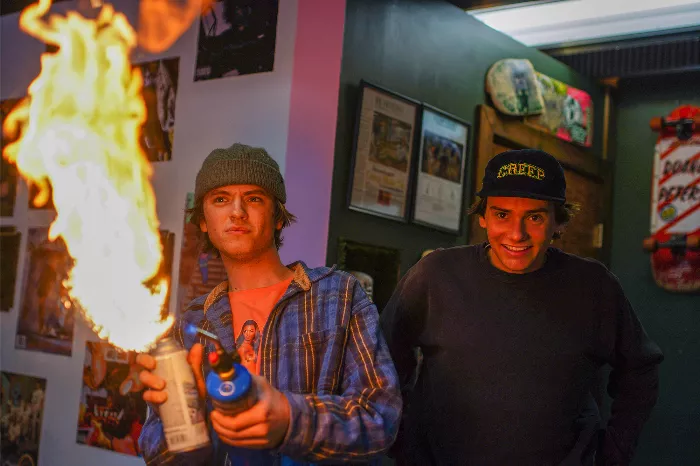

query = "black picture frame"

[410,104,472,235]
[347,80,420,223]
[336,238,401,313]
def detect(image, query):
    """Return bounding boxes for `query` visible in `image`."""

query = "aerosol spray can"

[150,337,210,453]
[205,346,257,416]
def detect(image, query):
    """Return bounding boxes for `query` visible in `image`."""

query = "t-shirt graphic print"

[228,276,292,374]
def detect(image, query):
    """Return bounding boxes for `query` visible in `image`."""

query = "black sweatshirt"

[380,244,663,466]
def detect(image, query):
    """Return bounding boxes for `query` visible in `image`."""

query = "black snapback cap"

[476,149,566,203]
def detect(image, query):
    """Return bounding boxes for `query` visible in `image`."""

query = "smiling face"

[199,184,281,262]
[478,196,560,274]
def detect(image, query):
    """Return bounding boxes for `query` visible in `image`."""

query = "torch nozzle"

[185,323,219,342]
[184,323,226,352]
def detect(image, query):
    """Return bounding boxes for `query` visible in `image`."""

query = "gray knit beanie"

[194,143,286,205]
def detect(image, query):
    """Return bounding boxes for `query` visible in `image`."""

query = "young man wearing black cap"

[380,149,663,466]
[137,143,401,465]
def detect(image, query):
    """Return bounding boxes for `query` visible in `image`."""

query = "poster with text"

[0,227,22,312]
[1,98,21,217]
[1,371,47,466]
[412,106,470,234]
[76,341,147,457]
[176,193,227,317]
[349,83,418,222]
[137,57,180,162]
[15,228,75,356]
[195,0,279,81]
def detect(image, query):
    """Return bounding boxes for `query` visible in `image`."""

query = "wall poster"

[195,0,279,81]
[0,226,22,312]
[15,228,76,356]
[176,193,227,317]
[76,341,147,456]
[0,371,47,466]
[137,57,180,162]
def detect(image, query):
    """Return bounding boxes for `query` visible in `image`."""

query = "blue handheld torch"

[184,324,258,416]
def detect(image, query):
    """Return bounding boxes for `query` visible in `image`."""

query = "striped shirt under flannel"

[139,261,402,465]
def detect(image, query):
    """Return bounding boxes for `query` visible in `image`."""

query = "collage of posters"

[176,193,227,316]
[1,371,47,466]
[15,228,76,356]
[1,0,281,462]
[195,0,279,81]
[76,342,147,457]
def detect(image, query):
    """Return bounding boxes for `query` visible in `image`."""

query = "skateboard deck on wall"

[532,72,593,147]
[485,59,544,116]
[643,105,700,292]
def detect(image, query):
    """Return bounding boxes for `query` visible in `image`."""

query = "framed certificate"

[347,81,419,222]
[411,104,471,234]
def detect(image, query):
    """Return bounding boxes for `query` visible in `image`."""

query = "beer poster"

[76,342,147,456]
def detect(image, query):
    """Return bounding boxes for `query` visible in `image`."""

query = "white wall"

[0,1,341,465]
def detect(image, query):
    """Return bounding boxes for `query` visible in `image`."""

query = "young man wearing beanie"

[137,143,401,465]
[380,149,663,466]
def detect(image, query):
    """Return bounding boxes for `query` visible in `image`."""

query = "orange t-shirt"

[228,277,292,375]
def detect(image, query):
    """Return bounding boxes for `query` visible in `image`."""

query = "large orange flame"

[2,0,173,351]
[139,0,214,53]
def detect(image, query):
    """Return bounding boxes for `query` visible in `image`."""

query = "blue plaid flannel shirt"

[139,262,401,465]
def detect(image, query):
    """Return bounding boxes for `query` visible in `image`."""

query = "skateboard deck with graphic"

[485,59,544,116]
[533,72,593,147]
[643,105,700,292]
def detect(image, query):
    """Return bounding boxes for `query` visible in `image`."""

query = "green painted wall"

[326,0,604,274]
[610,72,700,466]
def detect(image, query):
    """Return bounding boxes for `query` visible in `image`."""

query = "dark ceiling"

[445,0,548,10]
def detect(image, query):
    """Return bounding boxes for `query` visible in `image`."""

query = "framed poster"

[411,105,471,234]
[347,81,419,222]
[337,238,401,312]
